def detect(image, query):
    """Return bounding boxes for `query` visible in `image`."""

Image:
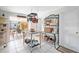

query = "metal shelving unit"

[44,14,59,49]
[24,13,41,52]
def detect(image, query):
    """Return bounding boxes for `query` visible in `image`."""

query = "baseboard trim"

[56,45,78,53]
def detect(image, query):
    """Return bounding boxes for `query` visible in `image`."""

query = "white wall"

[0,9,15,17]
[59,7,79,52]
[0,9,26,18]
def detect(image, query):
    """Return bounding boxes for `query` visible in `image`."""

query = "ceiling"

[0,6,64,18]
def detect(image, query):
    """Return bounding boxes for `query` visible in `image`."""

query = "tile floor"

[0,34,60,53]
